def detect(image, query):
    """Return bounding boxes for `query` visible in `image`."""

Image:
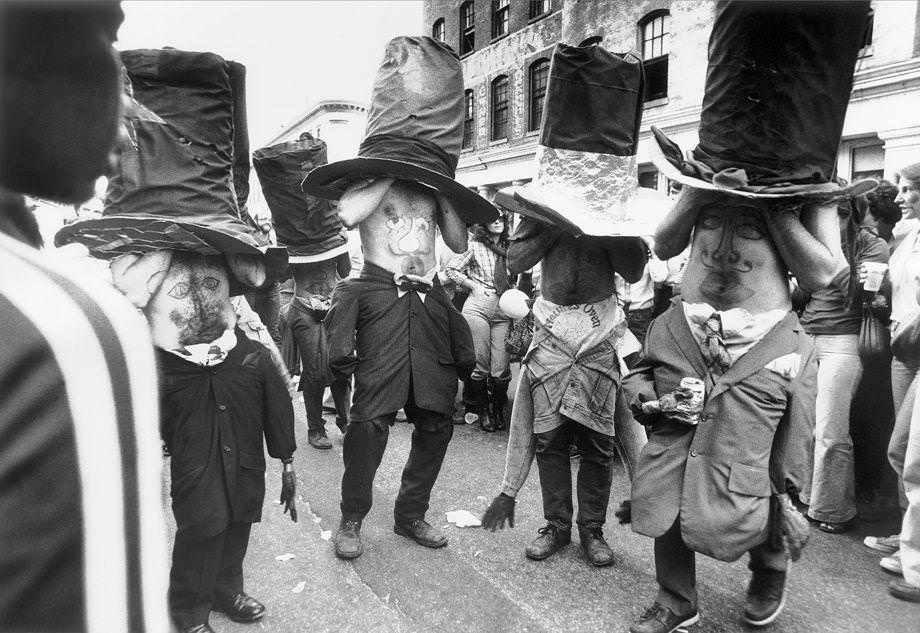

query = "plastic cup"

[863,262,888,292]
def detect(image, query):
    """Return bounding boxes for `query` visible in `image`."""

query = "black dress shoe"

[394,518,448,548]
[180,624,215,633]
[213,592,265,623]
[525,523,571,560]
[334,518,364,559]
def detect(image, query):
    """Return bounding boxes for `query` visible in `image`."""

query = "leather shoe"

[179,625,215,633]
[889,578,920,603]
[308,430,332,449]
[743,563,789,627]
[525,524,571,560]
[334,519,363,559]
[213,592,265,623]
[394,518,448,548]
[579,526,615,567]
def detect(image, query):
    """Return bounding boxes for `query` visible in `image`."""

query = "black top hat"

[301,36,497,224]
[494,43,666,238]
[254,133,349,263]
[650,0,875,199]
[55,48,283,271]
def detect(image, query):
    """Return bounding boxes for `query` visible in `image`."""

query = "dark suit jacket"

[624,304,816,562]
[157,330,295,540]
[325,262,475,422]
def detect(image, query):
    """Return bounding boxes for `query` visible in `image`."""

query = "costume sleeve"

[621,319,663,425]
[444,247,474,286]
[499,370,537,497]
[325,279,360,380]
[261,344,296,460]
[769,334,817,495]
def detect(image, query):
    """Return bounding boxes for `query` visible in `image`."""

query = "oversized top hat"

[253,132,349,263]
[650,0,874,199]
[493,43,665,237]
[55,48,282,270]
[301,36,497,224]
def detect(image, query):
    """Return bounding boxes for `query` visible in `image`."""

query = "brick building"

[423,0,920,202]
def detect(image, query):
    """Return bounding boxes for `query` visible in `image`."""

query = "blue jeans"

[890,357,920,508]
[462,292,511,381]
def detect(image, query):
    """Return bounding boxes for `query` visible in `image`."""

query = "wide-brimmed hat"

[55,48,284,274]
[493,43,662,237]
[301,36,497,225]
[253,133,349,264]
[650,0,875,199]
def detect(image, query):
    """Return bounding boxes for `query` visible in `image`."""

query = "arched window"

[639,10,670,101]
[460,1,475,55]
[492,0,510,39]
[432,18,445,43]
[462,89,475,149]
[528,58,549,132]
[491,75,509,141]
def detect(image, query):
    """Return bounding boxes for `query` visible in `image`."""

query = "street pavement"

[164,389,918,633]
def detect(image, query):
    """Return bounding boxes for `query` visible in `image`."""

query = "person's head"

[864,179,900,240]
[0,2,124,204]
[895,163,920,221]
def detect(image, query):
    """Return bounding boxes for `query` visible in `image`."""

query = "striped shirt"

[0,232,169,633]
[445,239,502,291]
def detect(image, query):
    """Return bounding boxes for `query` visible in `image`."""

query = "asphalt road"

[164,388,918,633]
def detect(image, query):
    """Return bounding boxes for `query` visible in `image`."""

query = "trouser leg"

[654,518,698,617]
[394,402,453,524]
[534,421,575,529]
[213,522,253,601]
[340,417,391,521]
[303,380,326,433]
[573,425,616,529]
[169,527,225,629]
[900,383,920,586]
[463,294,493,381]
[890,372,919,509]
[748,540,789,574]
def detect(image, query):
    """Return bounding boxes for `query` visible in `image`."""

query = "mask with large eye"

[292,258,341,299]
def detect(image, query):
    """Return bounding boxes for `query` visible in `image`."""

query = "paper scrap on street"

[445,509,482,528]
[320,529,332,540]
[275,553,296,561]
[292,581,306,594]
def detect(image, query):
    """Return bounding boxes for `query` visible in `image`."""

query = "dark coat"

[623,305,816,562]
[325,262,475,422]
[157,330,295,540]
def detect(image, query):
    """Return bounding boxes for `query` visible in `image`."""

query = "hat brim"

[650,129,878,200]
[494,186,666,238]
[286,242,350,264]
[54,215,270,259]
[302,158,498,225]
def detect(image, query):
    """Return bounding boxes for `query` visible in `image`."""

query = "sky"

[117,1,423,146]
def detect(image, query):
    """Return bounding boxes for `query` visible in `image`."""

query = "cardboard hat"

[650,0,875,199]
[493,43,658,237]
[301,36,497,225]
[55,48,284,274]
[253,133,349,263]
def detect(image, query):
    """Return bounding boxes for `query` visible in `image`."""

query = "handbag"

[505,312,534,362]
[858,299,891,364]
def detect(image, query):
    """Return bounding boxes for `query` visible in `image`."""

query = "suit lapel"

[665,304,709,379]
[708,312,799,401]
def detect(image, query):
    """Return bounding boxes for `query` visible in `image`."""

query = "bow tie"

[395,278,433,294]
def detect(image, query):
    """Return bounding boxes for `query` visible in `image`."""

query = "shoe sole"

[334,545,363,560]
[213,607,265,623]
[309,443,333,450]
[863,537,900,555]
[393,525,448,548]
[880,559,902,575]
[743,561,790,627]
[525,542,570,561]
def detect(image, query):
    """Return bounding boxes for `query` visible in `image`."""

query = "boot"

[461,377,479,424]
[470,378,493,431]
[488,376,510,430]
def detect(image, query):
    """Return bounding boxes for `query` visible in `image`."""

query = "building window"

[492,0,510,39]
[463,89,475,149]
[491,75,509,141]
[638,167,659,190]
[851,142,885,182]
[529,0,550,20]
[859,7,875,55]
[528,59,549,132]
[460,1,475,55]
[432,18,445,43]
[640,11,670,102]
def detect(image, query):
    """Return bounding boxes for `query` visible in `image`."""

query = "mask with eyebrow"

[337,178,468,276]
[681,199,789,313]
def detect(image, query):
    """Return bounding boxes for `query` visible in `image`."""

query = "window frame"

[528,58,550,132]
[639,10,671,102]
[432,18,445,43]
[462,89,475,149]
[492,0,510,40]
[459,1,475,55]
[528,0,550,20]
[491,75,510,142]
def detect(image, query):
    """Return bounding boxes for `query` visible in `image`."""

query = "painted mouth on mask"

[699,270,754,302]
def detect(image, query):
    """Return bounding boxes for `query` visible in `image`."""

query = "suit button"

[218,404,227,411]
[410,345,415,351]
[690,450,698,457]
[223,445,231,453]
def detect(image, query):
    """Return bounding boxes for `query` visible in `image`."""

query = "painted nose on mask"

[397,233,421,253]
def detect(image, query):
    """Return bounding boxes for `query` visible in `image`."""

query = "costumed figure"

[622,3,874,631]
[254,132,354,450]
[56,49,296,633]
[481,43,656,567]
[302,36,493,560]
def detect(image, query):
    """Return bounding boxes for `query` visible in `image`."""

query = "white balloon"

[499,288,530,319]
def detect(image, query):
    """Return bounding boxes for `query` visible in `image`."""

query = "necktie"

[704,313,732,376]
